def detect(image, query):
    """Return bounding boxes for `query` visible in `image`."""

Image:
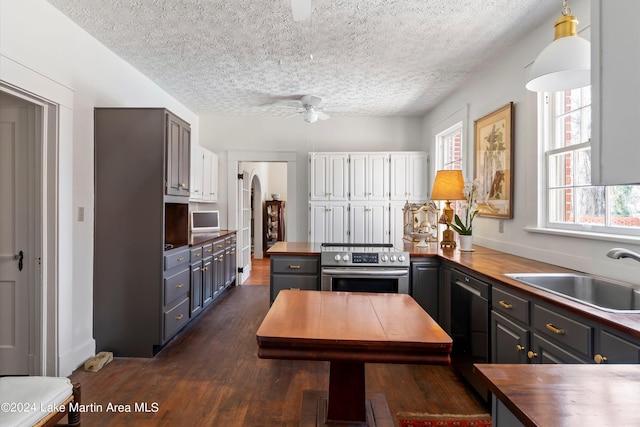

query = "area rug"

[396,412,492,427]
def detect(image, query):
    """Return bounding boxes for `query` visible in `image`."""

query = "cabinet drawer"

[271,256,318,274]
[164,248,190,270]
[164,298,190,341]
[212,238,226,252]
[271,275,319,303]
[190,247,203,262]
[202,243,214,257]
[164,267,190,305]
[533,304,593,358]
[492,286,530,325]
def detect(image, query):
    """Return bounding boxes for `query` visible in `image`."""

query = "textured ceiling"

[46,0,559,117]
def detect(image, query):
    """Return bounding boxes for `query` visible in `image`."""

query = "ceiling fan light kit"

[526,0,590,92]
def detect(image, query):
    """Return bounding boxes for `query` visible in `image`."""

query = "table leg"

[327,361,366,423]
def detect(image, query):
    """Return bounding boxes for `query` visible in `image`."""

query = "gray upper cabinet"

[166,113,191,196]
[591,0,640,185]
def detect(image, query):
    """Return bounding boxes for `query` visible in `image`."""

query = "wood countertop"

[266,241,640,339]
[474,364,640,427]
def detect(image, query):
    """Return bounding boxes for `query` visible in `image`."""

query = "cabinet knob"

[527,351,538,360]
[177,257,184,261]
[176,314,184,320]
[594,354,608,364]
[177,283,184,288]
[516,344,525,352]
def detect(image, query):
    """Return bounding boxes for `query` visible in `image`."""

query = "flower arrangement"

[448,179,480,236]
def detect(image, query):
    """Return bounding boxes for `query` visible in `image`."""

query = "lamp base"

[440,228,457,248]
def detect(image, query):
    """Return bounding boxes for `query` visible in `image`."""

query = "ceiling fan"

[284,95,331,123]
[291,0,312,21]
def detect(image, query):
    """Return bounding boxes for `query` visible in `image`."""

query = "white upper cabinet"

[591,0,640,185]
[309,153,349,201]
[190,146,218,203]
[390,152,428,201]
[349,153,389,201]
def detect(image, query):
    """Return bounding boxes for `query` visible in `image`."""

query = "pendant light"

[526,0,590,92]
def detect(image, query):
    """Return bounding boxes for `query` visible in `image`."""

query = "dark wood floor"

[69,276,485,426]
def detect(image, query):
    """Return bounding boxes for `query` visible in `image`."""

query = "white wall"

[199,115,424,240]
[422,0,640,284]
[1,0,198,375]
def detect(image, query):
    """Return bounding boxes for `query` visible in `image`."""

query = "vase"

[459,235,473,251]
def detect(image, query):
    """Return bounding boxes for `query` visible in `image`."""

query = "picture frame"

[474,102,514,218]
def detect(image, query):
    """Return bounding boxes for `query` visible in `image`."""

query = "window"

[435,121,463,171]
[542,87,640,236]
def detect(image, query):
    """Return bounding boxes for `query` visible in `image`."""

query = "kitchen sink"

[503,273,640,313]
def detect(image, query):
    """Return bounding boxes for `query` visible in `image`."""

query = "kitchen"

[1,0,640,425]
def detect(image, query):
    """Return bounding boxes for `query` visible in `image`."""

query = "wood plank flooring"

[69,276,486,426]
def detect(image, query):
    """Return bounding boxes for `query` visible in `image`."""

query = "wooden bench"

[0,377,80,427]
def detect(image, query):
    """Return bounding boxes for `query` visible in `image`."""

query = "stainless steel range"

[320,243,410,294]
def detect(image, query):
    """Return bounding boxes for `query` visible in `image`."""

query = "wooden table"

[256,290,452,427]
[474,364,640,426]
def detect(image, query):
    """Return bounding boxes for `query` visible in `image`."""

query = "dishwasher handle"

[455,280,484,298]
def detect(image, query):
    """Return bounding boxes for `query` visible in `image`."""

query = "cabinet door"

[328,154,349,200]
[368,153,390,200]
[411,261,439,320]
[190,262,203,317]
[389,201,406,248]
[368,202,390,244]
[309,154,329,200]
[349,154,368,201]
[327,203,349,244]
[190,145,204,200]
[349,202,368,244]
[591,0,640,185]
[166,113,190,196]
[597,329,640,363]
[309,203,328,243]
[491,311,529,364]
[389,154,409,200]
[202,256,213,306]
[202,149,213,201]
[208,152,218,202]
[530,334,589,364]
[408,153,428,201]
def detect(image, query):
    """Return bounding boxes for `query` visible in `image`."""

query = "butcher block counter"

[266,241,640,340]
[474,364,640,426]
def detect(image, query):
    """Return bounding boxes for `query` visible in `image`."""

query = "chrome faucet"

[607,248,640,263]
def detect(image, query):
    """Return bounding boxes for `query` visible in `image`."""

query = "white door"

[327,203,349,244]
[239,170,251,279]
[390,202,406,248]
[309,203,328,243]
[369,202,390,244]
[349,202,368,244]
[0,104,31,375]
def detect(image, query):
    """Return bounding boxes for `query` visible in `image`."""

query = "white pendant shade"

[526,35,591,92]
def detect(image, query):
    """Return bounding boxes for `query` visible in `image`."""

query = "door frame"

[0,76,64,375]
[227,151,297,284]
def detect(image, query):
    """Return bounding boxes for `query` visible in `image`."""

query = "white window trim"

[432,104,469,174]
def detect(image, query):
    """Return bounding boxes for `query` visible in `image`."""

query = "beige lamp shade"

[431,170,465,201]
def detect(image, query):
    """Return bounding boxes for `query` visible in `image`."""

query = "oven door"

[321,267,410,294]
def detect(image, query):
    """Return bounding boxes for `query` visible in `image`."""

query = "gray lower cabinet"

[596,329,640,363]
[190,260,203,317]
[163,249,190,343]
[270,255,320,304]
[410,257,440,321]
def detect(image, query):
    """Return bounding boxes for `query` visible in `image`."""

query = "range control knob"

[381,255,389,262]
[390,255,397,262]
[398,255,406,262]
[334,254,341,262]
[342,254,350,262]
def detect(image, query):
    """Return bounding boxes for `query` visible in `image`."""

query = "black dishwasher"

[450,269,490,403]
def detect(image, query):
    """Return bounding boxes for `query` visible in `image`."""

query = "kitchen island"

[474,364,640,426]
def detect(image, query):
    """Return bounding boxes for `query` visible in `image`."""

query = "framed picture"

[474,102,514,218]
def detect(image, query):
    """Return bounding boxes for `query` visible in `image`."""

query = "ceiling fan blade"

[291,0,311,22]
[316,111,330,120]
[284,111,303,118]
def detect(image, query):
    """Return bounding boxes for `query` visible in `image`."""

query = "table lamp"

[430,170,465,248]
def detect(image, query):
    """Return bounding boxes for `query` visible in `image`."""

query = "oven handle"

[321,268,409,277]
